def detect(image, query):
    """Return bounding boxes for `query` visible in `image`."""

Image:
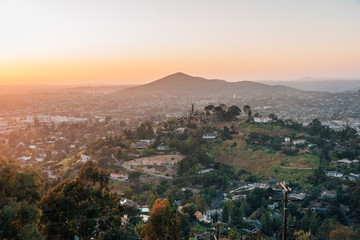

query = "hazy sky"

[1,0,360,85]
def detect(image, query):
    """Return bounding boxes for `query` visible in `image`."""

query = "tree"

[349,181,360,222]
[228,229,239,240]
[293,230,311,240]
[214,106,227,120]
[179,213,191,240]
[183,203,196,221]
[222,202,230,223]
[329,226,360,240]
[339,126,357,141]
[268,113,277,120]
[245,231,265,240]
[243,105,252,121]
[0,158,44,240]
[211,212,219,223]
[205,105,215,115]
[307,118,333,138]
[195,195,209,213]
[308,168,326,185]
[260,213,272,236]
[307,119,323,136]
[128,171,142,181]
[230,205,243,226]
[136,124,154,139]
[246,188,272,210]
[40,162,132,239]
[221,126,232,140]
[142,198,179,240]
[225,105,241,121]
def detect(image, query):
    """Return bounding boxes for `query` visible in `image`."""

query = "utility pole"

[280,182,291,240]
[216,223,220,240]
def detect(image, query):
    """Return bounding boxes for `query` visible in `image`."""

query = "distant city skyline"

[0,0,360,85]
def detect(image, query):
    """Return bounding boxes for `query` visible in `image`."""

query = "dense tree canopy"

[141,198,179,240]
[0,158,44,239]
[40,161,135,240]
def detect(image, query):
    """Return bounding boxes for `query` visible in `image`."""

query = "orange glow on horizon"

[1,49,359,85]
[0,1,359,85]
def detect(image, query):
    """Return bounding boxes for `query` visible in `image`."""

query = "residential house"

[332,159,359,168]
[289,193,306,200]
[110,173,129,181]
[80,154,91,162]
[174,127,185,134]
[325,171,343,178]
[120,198,137,208]
[198,168,214,175]
[232,194,247,200]
[194,211,210,223]
[293,139,306,145]
[138,205,149,213]
[321,191,336,198]
[157,145,168,151]
[254,117,272,123]
[349,173,360,182]
[202,133,217,139]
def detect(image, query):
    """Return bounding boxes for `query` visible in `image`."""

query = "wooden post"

[283,190,288,240]
[280,182,290,240]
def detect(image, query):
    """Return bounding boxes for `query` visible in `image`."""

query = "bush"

[282,148,299,156]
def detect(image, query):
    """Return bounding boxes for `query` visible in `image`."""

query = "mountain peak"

[165,72,192,78]
[113,73,300,96]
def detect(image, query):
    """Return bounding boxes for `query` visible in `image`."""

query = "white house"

[198,168,214,174]
[80,154,91,162]
[293,139,306,145]
[157,146,167,151]
[18,156,32,161]
[254,117,272,123]
[284,137,291,143]
[325,171,343,178]
[138,205,149,213]
[202,133,217,139]
[174,127,185,134]
[349,173,360,182]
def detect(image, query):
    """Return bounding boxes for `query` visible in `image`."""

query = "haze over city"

[3,1,360,239]
[1,0,360,85]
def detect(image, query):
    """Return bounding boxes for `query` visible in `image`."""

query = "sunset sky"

[0,0,360,85]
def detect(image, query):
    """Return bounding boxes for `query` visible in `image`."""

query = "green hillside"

[205,121,320,184]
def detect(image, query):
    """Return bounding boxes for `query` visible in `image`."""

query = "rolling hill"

[113,72,302,96]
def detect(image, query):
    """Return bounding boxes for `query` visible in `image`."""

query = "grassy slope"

[206,122,319,184]
[55,150,86,178]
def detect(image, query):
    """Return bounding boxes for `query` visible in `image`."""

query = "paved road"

[210,190,224,210]
[195,231,207,240]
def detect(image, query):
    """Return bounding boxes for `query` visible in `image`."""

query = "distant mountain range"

[262,77,360,92]
[113,72,301,96]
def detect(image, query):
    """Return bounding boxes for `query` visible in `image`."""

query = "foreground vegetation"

[2,103,360,239]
